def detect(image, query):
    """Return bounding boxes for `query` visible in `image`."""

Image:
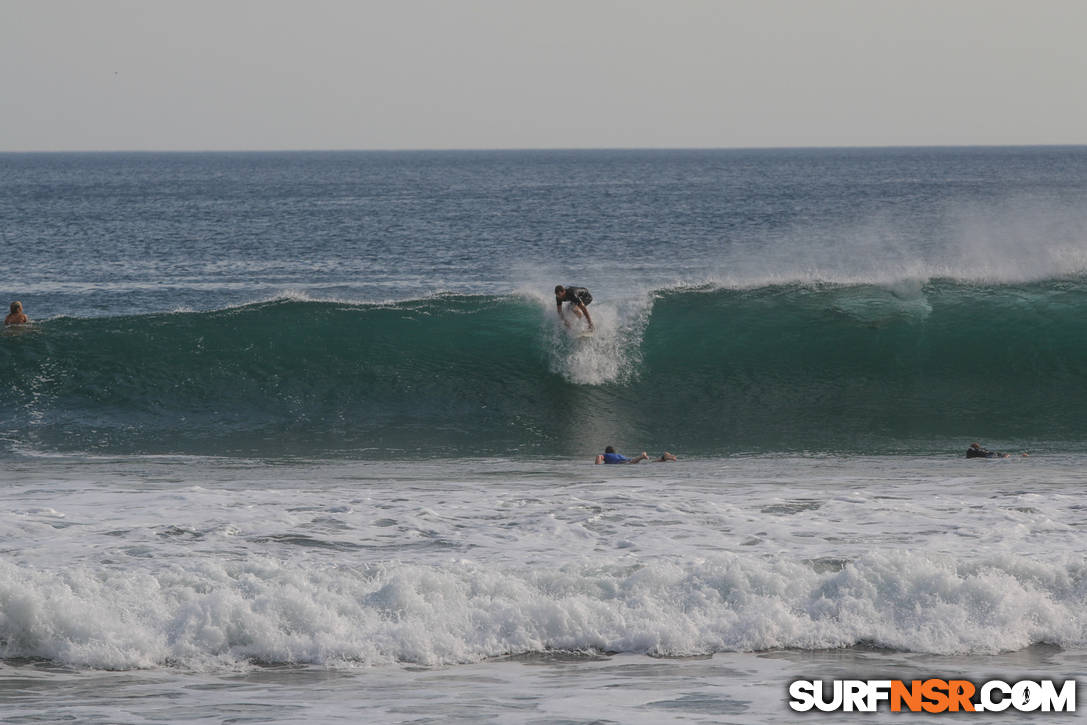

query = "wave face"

[2,279,1086,458]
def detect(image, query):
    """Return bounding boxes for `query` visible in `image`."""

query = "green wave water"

[3,279,1086,458]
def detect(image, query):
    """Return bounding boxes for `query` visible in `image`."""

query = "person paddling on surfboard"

[554,285,594,331]
[966,442,1028,458]
[595,446,649,464]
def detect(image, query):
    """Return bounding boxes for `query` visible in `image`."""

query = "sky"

[1,0,1085,151]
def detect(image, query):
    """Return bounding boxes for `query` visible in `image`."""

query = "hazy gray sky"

[2,0,1085,151]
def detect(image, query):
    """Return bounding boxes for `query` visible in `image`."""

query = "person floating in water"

[4,301,28,326]
[966,442,1028,459]
[595,446,649,464]
[555,285,594,331]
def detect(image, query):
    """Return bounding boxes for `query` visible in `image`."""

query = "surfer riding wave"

[555,285,594,331]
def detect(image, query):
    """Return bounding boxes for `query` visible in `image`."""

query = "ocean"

[1,147,1086,722]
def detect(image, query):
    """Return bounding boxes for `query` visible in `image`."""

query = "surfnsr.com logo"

[789,679,1076,713]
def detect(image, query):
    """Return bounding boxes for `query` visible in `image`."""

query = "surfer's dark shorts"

[572,292,592,306]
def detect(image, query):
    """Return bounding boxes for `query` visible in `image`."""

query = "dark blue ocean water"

[5,147,1087,317]
[3,147,1087,457]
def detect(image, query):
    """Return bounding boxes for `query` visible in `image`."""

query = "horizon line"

[3,142,1086,155]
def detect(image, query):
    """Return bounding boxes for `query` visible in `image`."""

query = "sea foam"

[1,551,1082,671]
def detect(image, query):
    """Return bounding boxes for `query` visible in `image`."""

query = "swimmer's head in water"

[604,446,616,453]
[10,301,21,314]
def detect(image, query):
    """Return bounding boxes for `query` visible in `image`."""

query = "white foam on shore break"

[1,550,1082,671]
